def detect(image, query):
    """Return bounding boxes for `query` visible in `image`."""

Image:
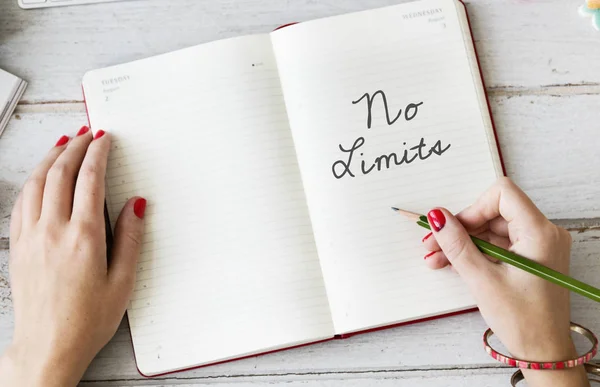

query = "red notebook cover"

[82,0,506,377]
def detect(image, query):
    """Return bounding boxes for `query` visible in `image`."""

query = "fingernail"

[424,251,436,260]
[77,125,90,136]
[55,135,69,147]
[93,130,106,140]
[133,198,147,219]
[422,232,432,242]
[427,209,446,232]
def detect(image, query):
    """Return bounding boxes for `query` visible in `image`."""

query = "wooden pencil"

[391,207,600,303]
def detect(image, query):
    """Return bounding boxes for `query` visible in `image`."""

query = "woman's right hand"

[422,177,589,387]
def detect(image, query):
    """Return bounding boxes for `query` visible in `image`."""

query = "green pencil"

[391,207,600,304]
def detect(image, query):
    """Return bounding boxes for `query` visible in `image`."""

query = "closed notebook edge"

[80,0,505,377]
[0,78,27,137]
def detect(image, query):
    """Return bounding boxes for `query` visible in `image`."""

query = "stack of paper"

[0,68,27,137]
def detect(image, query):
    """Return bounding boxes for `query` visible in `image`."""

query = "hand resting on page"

[0,126,146,387]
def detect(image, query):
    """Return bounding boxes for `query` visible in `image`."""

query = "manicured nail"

[55,135,69,147]
[77,126,90,136]
[133,198,147,219]
[94,130,106,140]
[424,251,436,260]
[422,232,432,242]
[427,209,446,232]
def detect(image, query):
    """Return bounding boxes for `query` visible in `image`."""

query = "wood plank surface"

[0,0,599,104]
[78,369,516,387]
[2,0,600,385]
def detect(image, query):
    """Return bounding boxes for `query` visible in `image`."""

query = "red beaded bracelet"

[483,322,598,370]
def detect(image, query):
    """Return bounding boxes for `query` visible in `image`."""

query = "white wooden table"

[1,0,600,385]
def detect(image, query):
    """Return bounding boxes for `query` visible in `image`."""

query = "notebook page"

[82,34,334,375]
[271,0,502,334]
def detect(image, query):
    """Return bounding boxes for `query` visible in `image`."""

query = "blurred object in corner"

[579,0,600,30]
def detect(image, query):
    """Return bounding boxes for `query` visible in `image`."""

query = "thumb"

[427,208,496,282]
[108,196,146,301]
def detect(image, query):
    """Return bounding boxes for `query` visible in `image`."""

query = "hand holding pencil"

[404,178,591,386]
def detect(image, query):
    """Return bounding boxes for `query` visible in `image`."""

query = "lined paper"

[83,34,334,375]
[272,0,503,334]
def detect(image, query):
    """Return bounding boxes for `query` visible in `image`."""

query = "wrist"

[522,366,590,387]
[0,341,86,387]
[508,330,578,362]
[511,337,590,387]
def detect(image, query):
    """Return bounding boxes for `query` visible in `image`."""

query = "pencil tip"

[390,207,423,221]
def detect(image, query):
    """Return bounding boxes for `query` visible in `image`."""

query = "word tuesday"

[330,90,452,179]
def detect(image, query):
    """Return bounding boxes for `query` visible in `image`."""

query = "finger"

[422,231,441,252]
[21,135,70,228]
[424,216,510,249]
[474,230,511,263]
[41,126,93,220]
[424,229,507,264]
[72,130,109,222]
[457,177,548,233]
[475,230,511,250]
[9,192,23,246]
[108,197,146,307]
[427,207,499,283]
[489,217,509,238]
[423,250,451,270]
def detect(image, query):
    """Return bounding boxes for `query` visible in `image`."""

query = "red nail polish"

[94,130,106,140]
[77,126,90,136]
[55,135,69,147]
[422,232,432,242]
[424,251,436,260]
[427,209,446,232]
[133,198,147,219]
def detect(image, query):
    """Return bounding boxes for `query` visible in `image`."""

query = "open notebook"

[82,0,503,377]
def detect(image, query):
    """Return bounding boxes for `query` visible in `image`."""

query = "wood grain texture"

[0,0,599,104]
[1,230,598,383]
[78,369,516,387]
[1,0,600,385]
[491,94,600,219]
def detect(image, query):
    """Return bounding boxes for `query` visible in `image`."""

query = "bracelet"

[510,363,600,386]
[483,322,598,370]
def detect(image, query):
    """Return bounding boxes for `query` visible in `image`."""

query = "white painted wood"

[491,94,600,219]
[0,0,598,104]
[0,109,86,241]
[2,93,600,240]
[1,0,600,385]
[78,369,516,387]
[0,250,12,355]
[1,231,598,383]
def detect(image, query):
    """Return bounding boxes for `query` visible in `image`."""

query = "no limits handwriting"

[331,90,451,180]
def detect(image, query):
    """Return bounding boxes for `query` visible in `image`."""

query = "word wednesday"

[331,90,451,179]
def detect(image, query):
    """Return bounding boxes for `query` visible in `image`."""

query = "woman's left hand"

[0,126,146,387]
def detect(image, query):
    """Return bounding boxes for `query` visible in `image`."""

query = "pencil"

[391,207,600,303]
